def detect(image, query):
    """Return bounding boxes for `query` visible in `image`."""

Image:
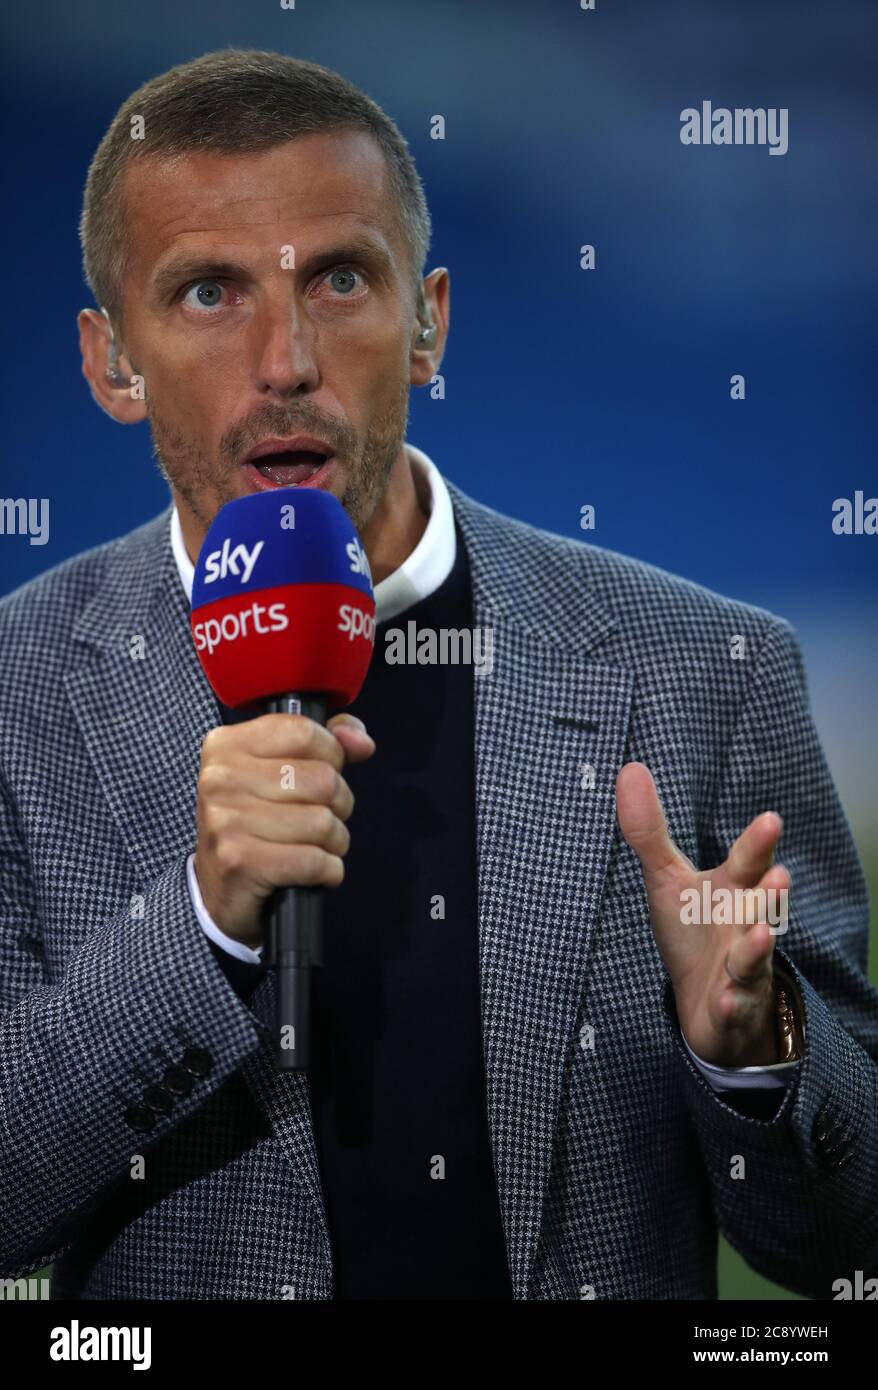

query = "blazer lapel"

[446,480,634,1299]
[65,508,217,883]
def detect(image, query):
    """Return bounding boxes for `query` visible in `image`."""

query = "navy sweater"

[210,522,512,1300]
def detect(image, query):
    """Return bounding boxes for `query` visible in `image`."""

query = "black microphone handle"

[266,693,327,1071]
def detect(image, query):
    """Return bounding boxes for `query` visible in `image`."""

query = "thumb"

[615,762,689,883]
[327,712,376,764]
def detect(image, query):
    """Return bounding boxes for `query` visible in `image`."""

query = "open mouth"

[250,450,329,485]
[243,436,335,487]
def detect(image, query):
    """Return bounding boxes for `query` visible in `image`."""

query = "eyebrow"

[150,236,396,302]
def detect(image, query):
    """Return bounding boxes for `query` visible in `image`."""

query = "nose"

[252,298,320,398]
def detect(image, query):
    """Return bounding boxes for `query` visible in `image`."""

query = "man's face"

[116,131,417,535]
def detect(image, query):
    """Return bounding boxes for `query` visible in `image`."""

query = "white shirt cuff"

[186,852,263,964]
[681,1028,801,1090]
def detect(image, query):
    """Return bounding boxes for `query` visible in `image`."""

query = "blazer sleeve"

[663,616,878,1299]
[0,767,267,1280]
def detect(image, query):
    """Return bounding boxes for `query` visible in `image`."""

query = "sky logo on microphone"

[203,537,264,585]
[346,536,372,583]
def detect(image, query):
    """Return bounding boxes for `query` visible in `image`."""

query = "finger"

[206,713,349,773]
[203,756,355,819]
[616,762,690,883]
[755,863,790,900]
[327,713,368,736]
[724,811,783,887]
[249,841,346,892]
[725,920,775,987]
[327,713,377,764]
[715,958,776,1045]
[211,800,351,855]
[746,863,791,937]
[725,865,791,925]
[723,863,789,975]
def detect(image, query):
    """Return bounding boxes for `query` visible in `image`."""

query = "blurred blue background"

[1,0,875,1300]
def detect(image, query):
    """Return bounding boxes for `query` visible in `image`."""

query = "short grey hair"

[79,48,432,335]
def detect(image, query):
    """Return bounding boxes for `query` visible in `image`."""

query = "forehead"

[120,129,402,271]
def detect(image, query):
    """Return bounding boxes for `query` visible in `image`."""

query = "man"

[0,49,875,1300]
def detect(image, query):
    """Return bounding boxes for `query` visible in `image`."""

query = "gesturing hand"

[616,762,790,1068]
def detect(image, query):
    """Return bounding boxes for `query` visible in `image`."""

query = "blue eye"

[183,280,225,311]
[326,268,363,295]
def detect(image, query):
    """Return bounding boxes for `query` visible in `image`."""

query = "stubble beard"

[147,376,410,536]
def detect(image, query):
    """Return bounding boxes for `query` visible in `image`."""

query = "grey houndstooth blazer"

[0,475,876,1299]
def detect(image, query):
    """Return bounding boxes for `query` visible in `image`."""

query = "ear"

[409,267,450,387]
[78,308,147,424]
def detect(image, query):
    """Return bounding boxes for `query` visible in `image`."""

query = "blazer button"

[824,1143,851,1166]
[181,1046,212,1078]
[143,1085,175,1116]
[124,1104,156,1133]
[163,1064,195,1097]
[812,1105,832,1145]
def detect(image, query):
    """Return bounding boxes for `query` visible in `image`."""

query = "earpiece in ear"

[101,308,131,387]
[105,342,131,387]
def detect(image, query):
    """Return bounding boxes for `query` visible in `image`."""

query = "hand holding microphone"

[190,487,376,1069]
[194,710,374,949]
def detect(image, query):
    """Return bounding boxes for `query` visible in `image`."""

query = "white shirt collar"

[171,441,456,624]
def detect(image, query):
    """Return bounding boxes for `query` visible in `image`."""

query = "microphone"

[190,487,375,1070]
